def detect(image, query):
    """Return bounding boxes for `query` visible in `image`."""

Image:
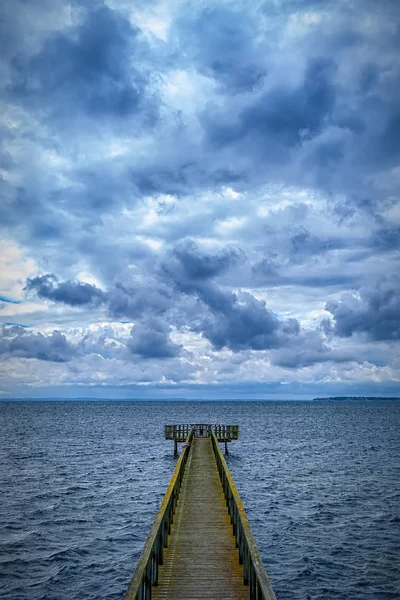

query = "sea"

[0,399,399,600]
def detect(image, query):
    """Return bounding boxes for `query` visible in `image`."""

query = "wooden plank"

[153,437,248,600]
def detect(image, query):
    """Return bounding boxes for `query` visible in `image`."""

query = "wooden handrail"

[210,430,277,600]
[124,428,194,600]
[164,424,239,440]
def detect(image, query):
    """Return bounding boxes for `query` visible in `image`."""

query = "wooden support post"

[174,439,178,457]
[225,440,229,455]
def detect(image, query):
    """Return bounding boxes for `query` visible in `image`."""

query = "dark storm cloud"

[1,0,398,226]
[25,234,394,361]
[0,2,161,260]
[170,240,243,282]
[202,56,336,155]
[1,0,399,208]
[326,277,400,341]
[25,272,299,355]
[160,242,302,352]
[195,287,300,351]
[129,159,246,201]
[172,3,266,93]
[9,4,156,122]
[25,274,105,306]
[128,318,182,359]
[0,320,181,364]
[181,1,400,209]
[24,241,303,354]
[0,326,74,362]
[107,282,172,319]
[289,228,345,259]
[252,256,280,279]
[24,241,243,319]
[25,274,172,317]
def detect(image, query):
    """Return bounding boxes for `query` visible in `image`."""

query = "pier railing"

[124,427,194,600]
[211,430,277,600]
[213,424,239,440]
[164,424,192,441]
[165,424,239,441]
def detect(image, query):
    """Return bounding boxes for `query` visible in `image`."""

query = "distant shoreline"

[312,396,400,401]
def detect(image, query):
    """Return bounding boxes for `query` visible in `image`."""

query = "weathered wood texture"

[152,437,248,600]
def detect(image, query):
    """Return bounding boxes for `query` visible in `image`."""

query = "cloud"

[25,274,105,306]
[193,286,295,351]
[369,224,400,252]
[0,0,399,396]
[172,3,266,93]
[174,239,243,279]
[24,272,173,319]
[162,239,243,289]
[326,276,400,341]
[288,227,345,261]
[9,4,157,122]
[107,281,172,319]
[200,55,337,178]
[0,326,74,362]
[270,331,356,368]
[22,253,298,355]
[128,317,182,359]
[21,233,399,368]
[159,243,302,352]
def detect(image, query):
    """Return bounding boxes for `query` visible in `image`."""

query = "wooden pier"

[164,423,239,456]
[124,425,276,600]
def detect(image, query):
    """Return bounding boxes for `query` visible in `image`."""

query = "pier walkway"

[124,425,276,600]
[153,436,247,599]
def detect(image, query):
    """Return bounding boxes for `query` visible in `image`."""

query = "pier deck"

[124,425,276,600]
[153,437,247,600]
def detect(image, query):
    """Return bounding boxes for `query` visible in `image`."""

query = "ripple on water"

[0,400,399,600]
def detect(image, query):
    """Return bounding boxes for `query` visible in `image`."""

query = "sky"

[0,0,399,399]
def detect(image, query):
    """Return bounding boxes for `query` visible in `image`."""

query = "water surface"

[1,400,399,599]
